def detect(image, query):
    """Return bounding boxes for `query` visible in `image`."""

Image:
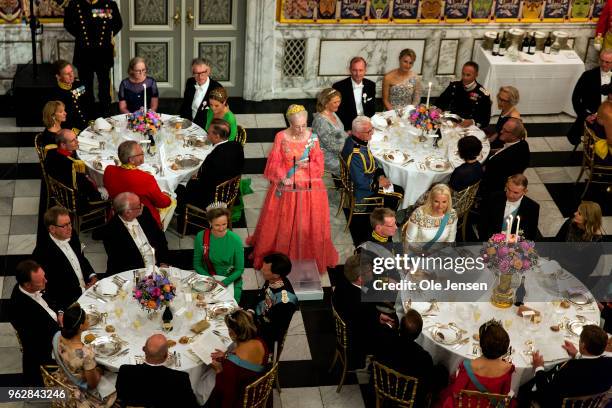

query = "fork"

[213,330,232,345]
[452,338,470,350]
[107,348,130,363]
[86,293,107,303]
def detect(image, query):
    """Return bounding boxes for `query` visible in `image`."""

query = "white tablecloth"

[78,267,237,405]
[396,256,601,394]
[77,114,212,194]
[473,45,584,116]
[370,112,489,209]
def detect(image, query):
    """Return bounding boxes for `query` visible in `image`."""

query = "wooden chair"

[329,304,349,393]
[34,133,54,210]
[453,181,481,241]
[182,175,241,237]
[372,360,419,408]
[561,389,612,408]
[337,153,384,232]
[47,174,109,234]
[14,329,23,353]
[575,124,612,199]
[456,389,512,408]
[272,330,289,393]
[242,362,278,408]
[236,125,248,146]
[39,365,76,408]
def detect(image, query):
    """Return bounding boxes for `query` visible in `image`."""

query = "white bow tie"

[353,83,364,89]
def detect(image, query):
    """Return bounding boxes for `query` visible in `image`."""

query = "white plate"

[430,324,463,345]
[89,336,123,357]
[425,156,450,172]
[566,319,597,337]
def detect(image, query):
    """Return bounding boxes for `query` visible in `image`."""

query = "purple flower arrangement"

[133,273,176,311]
[481,233,538,274]
[127,108,162,134]
[408,104,442,132]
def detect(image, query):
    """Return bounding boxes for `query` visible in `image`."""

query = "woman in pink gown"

[247,104,338,273]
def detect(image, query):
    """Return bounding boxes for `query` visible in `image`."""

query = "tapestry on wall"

[521,0,544,20]
[392,0,419,20]
[340,0,367,21]
[0,0,22,23]
[444,0,470,21]
[470,0,494,21]
[494,0,521,19]
[21,0,66,20]
[542,0,570,21]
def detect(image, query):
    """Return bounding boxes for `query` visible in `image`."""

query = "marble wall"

[244,1,598,101]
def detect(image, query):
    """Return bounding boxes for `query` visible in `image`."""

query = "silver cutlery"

[452,338,470,349]
[107,348,130,362]
[85,293,107,303]
[181,272,197,283]
[402,159,415,167]
[213,330,232,345]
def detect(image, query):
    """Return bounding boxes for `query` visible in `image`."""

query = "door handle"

[173,7,180,25]
[186,8,194,26]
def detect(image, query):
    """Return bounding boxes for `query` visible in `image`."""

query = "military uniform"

[254,277,298,348]
[341,135,404,210]
[64,0,122,116]
[51,80,92,132]
[436,80,492,129]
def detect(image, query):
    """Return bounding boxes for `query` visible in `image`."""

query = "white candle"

[514,215,521,237]
[426,82,432,107]
[505,215,513,242]
[143,83,147,113]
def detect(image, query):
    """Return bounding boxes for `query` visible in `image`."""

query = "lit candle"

[514,215,521,237]
[505,214,513,242]
[426,82,432,107]
[143,83,147,113]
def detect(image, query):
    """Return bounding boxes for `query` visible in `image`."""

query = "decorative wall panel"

[134,0,168,25]
[199,0,232,24]
[135,42,169,82]
[57,41,75,63]
[437,39,459,75]
[198,41,232,82]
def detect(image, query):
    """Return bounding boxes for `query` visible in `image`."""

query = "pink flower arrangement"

[133,273,176,311]
[408,104,442,132]
[480,233,538,274]
[127,108,162,134]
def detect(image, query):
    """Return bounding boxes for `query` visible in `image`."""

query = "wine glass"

[471,305,482,323]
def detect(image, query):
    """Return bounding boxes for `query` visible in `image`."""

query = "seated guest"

[52,303,116,407]
[40,100,67,148]
[404,184,458,251]
[312,88,347,176]
[518,325,612,408]
[32,206,97,311]
[437,320,514,407]
[104,140,172,229]
[193,207,244,303]
[479,174,539,241]
[10,260,60,386]
[556,201,603,242]
[488,86,521,150]
[375,310,434,407]
[252,253,298,349]
[448,135,484,192]
[118,56,159,113]
[208,310,269,408]
[382,48,422,110]
[178,118,244,217]
[205,86,238,141]
[332,56,376,131]
[479,117,530,196]
[436,61,492,129]
[592,100,612,165]
[358,208,401,287]
[50,59,93,133]
[341,116,404,210]
[116,334,199,408]
[45,129,102,206]
[180,58,222,128]
[101,192,169,276]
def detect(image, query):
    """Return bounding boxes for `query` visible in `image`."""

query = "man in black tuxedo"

[518,325,612,408]
[32,206,97,311]
[478,174,540,241]
[10,260,60,386]
[116,334,199,408]
[177,118,244,217]
[101,192,169,276]
[479,118,530,197]
[567,49,612,146]
[332,57,377,131]
[179,58,223,128]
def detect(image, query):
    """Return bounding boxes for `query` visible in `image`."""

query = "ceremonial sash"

[423,212,451,251]
[463,359,493,396]
[201,228,217,276]
[285,133,315,180]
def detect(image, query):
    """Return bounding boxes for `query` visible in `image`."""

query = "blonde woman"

[489,86,521,149]
[118,57,159,113]
[382,48,422,110]
[404,184,457,251]
[41,100,67,147]
[556,201,603,242]
[205,86,237,141]
[311,88,348,176]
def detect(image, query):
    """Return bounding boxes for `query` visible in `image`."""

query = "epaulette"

[479,87,490,96]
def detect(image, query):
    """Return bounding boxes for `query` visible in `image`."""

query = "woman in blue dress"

[118,57,159,113]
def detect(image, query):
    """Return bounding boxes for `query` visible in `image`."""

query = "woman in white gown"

[404,184,457,252]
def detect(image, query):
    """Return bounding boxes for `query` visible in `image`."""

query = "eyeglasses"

[193,71,209,76]
[128,204,144,212]
[600,58,612,64]
[359,128,374,135]
[497,96,511,103]
[129,153,145,159]
[382,223,396,228]
[54,221,72,228]
[132,69,147,74]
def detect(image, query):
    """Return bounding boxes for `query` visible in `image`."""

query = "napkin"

[94,118,112,131]
[189,329,227,364]
[539,260,562,275]
[97,280,117,296]
[96,372,117,399]
[535,339,569,362]
[78,136,100,151]
[191,320,211,334]
[371,115,388,130]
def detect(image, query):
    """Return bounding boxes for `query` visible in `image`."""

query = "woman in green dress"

[193,207,244,302]
[205,86,238,141]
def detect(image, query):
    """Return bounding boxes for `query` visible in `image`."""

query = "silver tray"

[430,324,463,345]
[566,319,597,337]
[210,302,237,318]
[425,156,450,172]
[383,151,411,165]
[168,118,192,129]
[175,155,201,168]
[567,292,592,306]
[90,336,123,356]
[191,276,218,293]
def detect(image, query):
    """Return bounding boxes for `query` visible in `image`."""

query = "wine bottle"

[162,305,173,332]
[544,33,552,54]
[521,34,530,53]
[147,131,157,155]
[492,33,500,56]
[528,33,536,55]
[499,32,507,57]
[514,276,526,306]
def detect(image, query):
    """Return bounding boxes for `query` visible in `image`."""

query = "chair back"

[561,390,612,408]
[39,365,75,408]
[331,304,348,353]
[236,125,248,146]
[35,133,53,209]
[214,175,241,209]
[242,362,278,408]
[455,389,512,408]
[337,153,354,195]
[372,360,419,407]
[453,181,481,218]
[48,175,78,214]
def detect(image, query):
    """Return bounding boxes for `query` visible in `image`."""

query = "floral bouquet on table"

[408,104,442,134]
[480,233,538,274]
[127,108,162,135]
[133,273,176,311]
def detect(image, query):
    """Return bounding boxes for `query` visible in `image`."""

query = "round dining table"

[78,267,238,405]
[395,253,601,394]
[369,111,490,209]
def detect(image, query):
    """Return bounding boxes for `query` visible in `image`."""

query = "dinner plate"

[167,118,192,130]
[430,324,463,345]
[425,156,450,172]
[191,276,218,293]
[90,336,123,357]
[172,155,201,169]
[210,302,237,318]
[567,292,592,305]
[383,151,410,164]
[93,281,118,298]
[566,319,597,337]
[84,305,103,327]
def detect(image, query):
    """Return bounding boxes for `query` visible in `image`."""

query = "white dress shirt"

[352,79,365,116]
[211,139,228,152]
[120,216,156,267]
[192,78,210,119]
[49,234,86,292]
[503,197,523,220]
[601,70,611,103]
[19,285,57,322]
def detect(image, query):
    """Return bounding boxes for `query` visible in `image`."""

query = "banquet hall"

[0,0,612,407]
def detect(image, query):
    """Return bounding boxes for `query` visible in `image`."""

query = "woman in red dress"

[247,104,338,273]
[437,319,515,407]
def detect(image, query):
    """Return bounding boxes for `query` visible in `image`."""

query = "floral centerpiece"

[133,273,176,312]
[408,104,442,134]
[127,108,162,135]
